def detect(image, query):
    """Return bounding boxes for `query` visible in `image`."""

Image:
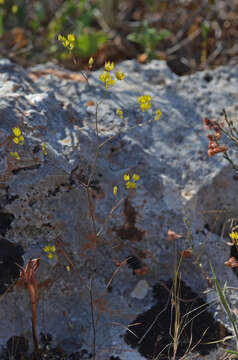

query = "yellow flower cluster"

[138,94,152,112]
[113,173,140,195]
[230,231,238,245]
[124,173,140,189]
[43,244,56,259]
[41,142,47,156]
[99,61,125,90]
[10,126,24,160]
[58,33,75,51]
[10,151,20,160]
[116,109,123,119]
[99,71,115,90]
[12,126,24,145]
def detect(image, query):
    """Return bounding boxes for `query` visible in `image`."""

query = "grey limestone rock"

[0,58,238,359]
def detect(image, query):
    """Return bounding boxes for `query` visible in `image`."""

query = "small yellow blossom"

[13,127,21,137]
[58,33,75,50]
[9,151,20,160]
[43,245,51,252]
[0,0,5,5]
[125,181,136,189]
[99,71,115,90]
[104,61,114,72]
[123,173,130,181]
[67,33,75,43]
[105,61,114,72]
[138,94,152,112]
[230,231,238,244]
[138,94,152,104]
[66,265,71,272]
[42,143,47,155]
[116,109,123,119]
[11,4,18,14]
[13,135,24,145]
[132,174,140,182]
[140,102,151,112]
[113,186,118,196]
[99,71,110,83]
[88,57,94,69]
[115,71,125,80]
[155,109,162,120]
[12,127,24,145]
[43,244,56,260]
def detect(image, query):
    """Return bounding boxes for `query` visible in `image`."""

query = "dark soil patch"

[125,279,229,359]
[0,237,24,294]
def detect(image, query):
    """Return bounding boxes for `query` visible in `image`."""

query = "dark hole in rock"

[204,73,213,82]
[6,336,28,360]
[0,211,14,236]
[124,279,230,359]
[0,237,24,294]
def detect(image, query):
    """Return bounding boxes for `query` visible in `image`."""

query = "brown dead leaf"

[166,229,183,241]
[28,69,87,82]
[86,100,95,107]
[137,53,148,64]
[6,27,28,49]
[225,257,238,268]
[179,249,192,257]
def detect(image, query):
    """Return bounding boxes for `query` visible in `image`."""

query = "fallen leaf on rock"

[225,257,238,268]
[28,69,87,82]
[166,229,183,241]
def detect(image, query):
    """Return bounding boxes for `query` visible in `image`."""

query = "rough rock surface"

[0,58,238,359]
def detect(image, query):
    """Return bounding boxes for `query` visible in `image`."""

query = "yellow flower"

[47,253,53,259]
[155,109,162,120]
[138,94,152,104]
[9,151,20,160]
[43,245,51,252]
[115,71,125,80]
[58,34,64,41]
[0,0,5,5]
[138,94,152,112]
[125,181,136,189]
[230,232,238,243]
[116,109,123,119]
[18,135,24,145]
[132,174,140,182]
[113,186,118,196]
[123,173,130,181]
[11,4,18,14]
[66,265,71,272]
[42,143,47,155]
[104,61,114,72]
[88,57,94,69]
[58,33,75,50]
[99,71,110,83]
[67,33,75,42]
[140,102,151,112]
[99,71,115,90]
[50,245,56,252]
[12,127,21,137]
